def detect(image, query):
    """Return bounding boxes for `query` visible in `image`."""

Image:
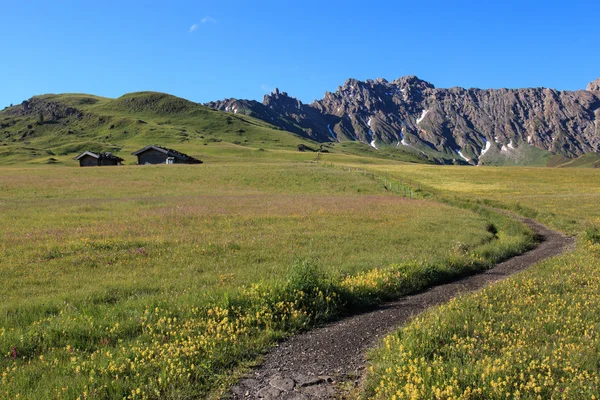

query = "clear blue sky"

[2,0,599,108]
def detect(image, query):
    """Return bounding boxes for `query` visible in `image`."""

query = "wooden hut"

[131,145,202,165]
[75,151,124,167]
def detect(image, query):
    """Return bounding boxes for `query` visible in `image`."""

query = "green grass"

[0,160,536,399]
[546,153,600,168]
[557,152,600,168]
[361,164,600,400]
[350,163,600,234]
[0,164,493,309]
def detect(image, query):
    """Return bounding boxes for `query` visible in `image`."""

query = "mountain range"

[207,76,600,165]
[2,77,599,167]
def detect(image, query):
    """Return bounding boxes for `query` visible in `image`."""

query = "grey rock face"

[6,97,82,120]
[588,78,600,92]
[206,77,600,164]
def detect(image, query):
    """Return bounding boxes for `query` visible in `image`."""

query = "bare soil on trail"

[226,218,575,400]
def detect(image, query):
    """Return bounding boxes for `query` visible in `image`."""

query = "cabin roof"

[74,151,124,162]
[74,151,99,160]
[131,145,202,164]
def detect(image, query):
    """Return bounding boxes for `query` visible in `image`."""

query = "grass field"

[0,160,536,399]
[0,163,493,309]
[362,164,600,400]
[348,163,600,233]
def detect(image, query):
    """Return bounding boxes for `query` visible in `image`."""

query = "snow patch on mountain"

[368,128,377,149]
[481,140,491,156]
[416,109,429,124]
[327,124,339,142]
[456,149,470,162]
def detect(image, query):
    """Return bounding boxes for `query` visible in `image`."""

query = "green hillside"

[478,142,555,167]
[556,152,600,168]
[0,92,429,166]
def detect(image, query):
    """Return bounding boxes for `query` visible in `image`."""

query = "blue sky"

[1,0,599,108]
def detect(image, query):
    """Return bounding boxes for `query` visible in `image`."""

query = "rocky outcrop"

[207,76,600,164]
[4,97,83,121]
[207,91,336,142]
[588,78,600,92]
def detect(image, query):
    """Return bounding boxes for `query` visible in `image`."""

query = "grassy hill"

[556,152,600,168]
[478,142,555,167]
[0,92,429,166]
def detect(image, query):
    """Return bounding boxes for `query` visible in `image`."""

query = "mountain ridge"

[2,77,599,167]
[207,76,600,165]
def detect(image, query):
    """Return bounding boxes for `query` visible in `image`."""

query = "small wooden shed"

[75,151,124,167]
[131,145,202,165]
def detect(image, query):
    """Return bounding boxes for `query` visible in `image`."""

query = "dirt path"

[226,218,574,400]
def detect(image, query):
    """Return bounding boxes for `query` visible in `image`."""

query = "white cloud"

[201,16,217,24]
[261,84,273,92]
[189,17,217,33]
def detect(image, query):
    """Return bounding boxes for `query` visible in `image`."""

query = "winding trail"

[227,218,574,400]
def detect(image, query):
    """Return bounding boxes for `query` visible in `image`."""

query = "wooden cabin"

[131,145,202,165]
[75,151,124,167]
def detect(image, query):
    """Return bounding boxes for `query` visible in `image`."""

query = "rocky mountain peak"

[587,78,600,91]
[342,78,360,89]
[262,88,302,110]
[392,75,435,90]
